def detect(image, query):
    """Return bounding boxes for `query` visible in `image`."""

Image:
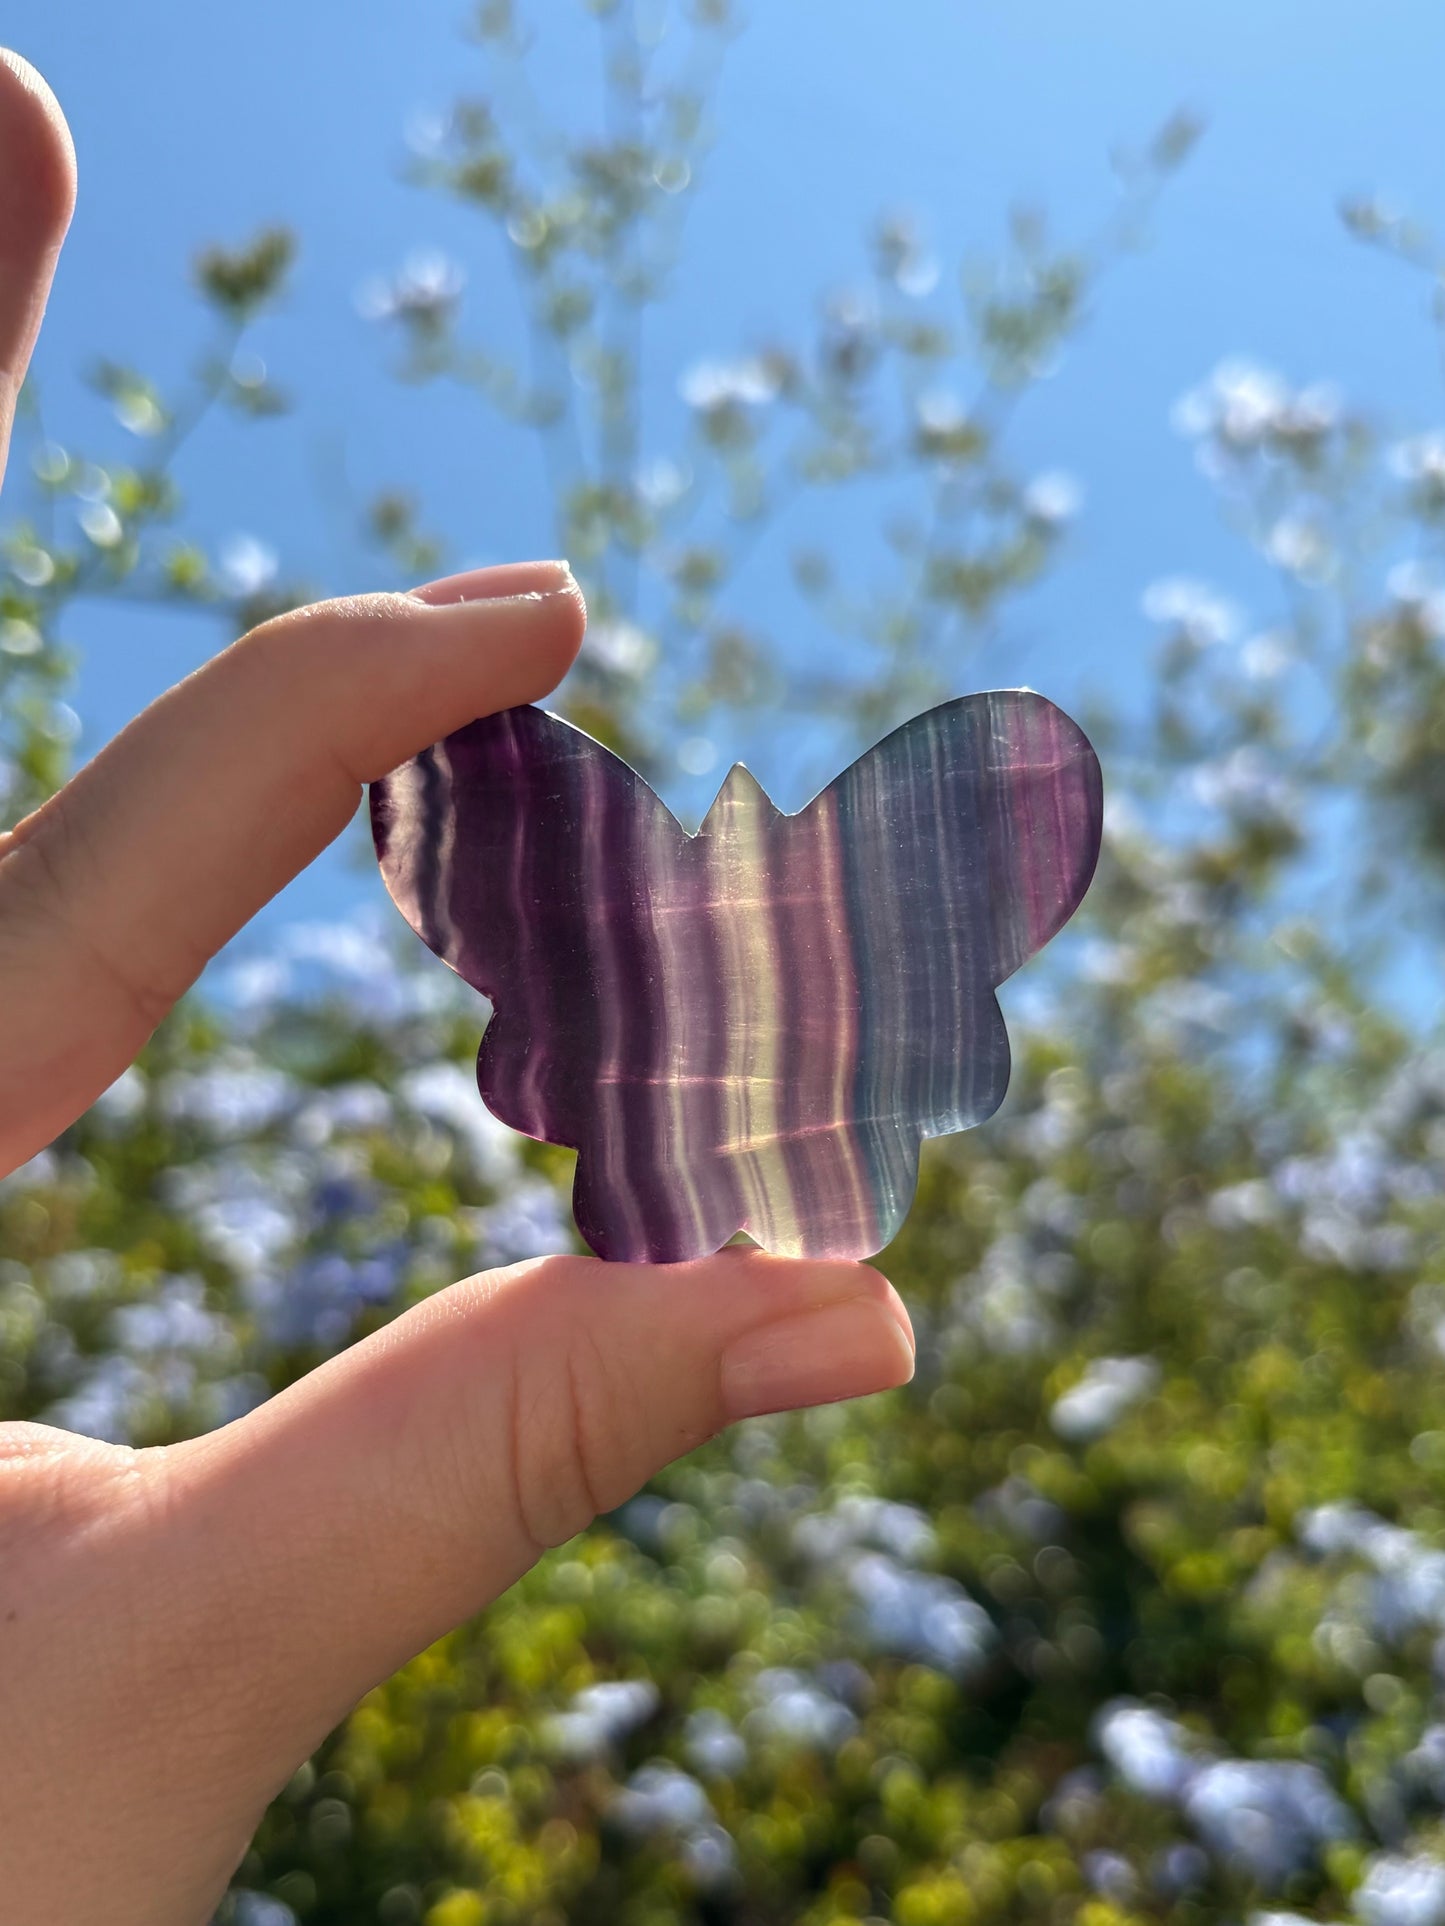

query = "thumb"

[161,1247,913,1768]
[0,49,77,482]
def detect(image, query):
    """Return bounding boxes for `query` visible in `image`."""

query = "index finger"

[0,565,586,1169]
[0,50,77,480]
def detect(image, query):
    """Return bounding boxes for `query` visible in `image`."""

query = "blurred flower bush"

[9,4,1445,1922]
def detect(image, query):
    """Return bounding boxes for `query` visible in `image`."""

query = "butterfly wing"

[802,688,1102,1155]
[654,691,1102,1264]
[370,706,691,1180]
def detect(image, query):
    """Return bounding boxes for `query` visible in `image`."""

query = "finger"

[0,50,77,481]
[0,563,586,1168]
[157,1248,915,1779]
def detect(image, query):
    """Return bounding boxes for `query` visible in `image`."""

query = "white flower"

[73,464,111,503]
[356,249,466,323]
[1142,576,1240,647]
[1243,631,1294,679]
[583,618,658,678]
[1266,514,1332,579]
[292,1081,392,1146]
[951,1228,1060,1355]
[182,1181,301,1278]
[793,1494,936,1566]
[611,1763,713,1836]
[1051,1356,1159,1443]
[163,1063,296,1138]
[896,252,940,298]
[1184,1758,1352,1885]
[1387,561,1445,637]
[680,356,779,410]
[1082,1850,1137,1902]
[1390,432,1445,484]
[608,1765,736,1888]
[1174,362,1341,458]
[848,1553,995,1675]
[826,285,878,333]
[404,108,448,157]
[1284,383,1343,436]
[467,1178,568,1264]
[1095,1703,1198,1801]
[634,456,689,508]
[281,918,389,978]
[1023,470,1082,525]
[78,502,123,548]
[223,958,294,1010]
[1299,1504,1445,1643]
[42,701,81,745]
[111,1275,231,1360]
[1191,746,1297,822]
[544,1679,659,1761]
[1388,559,1444,604]
[1179,359,1288,446]
[0,1147,60,1195]
[10,543,55,587]
[218,534,279,599]
[678,736,717,776]
[744,1668,856,1749]
[399,1061,523,1183]
[0,618,42,656]
[683,1709,747,1780]
[229,349,267,390]
[42,1354,150,1445]
[113,388,166,436]
[915,387,968,435]
[30,440,68,484]
[1207,1179,1281,1229]
[681,1823,737,1887]
[231,1896,298,1926]
[225,916,451,1025]
[92,1066,147,1126]
[1299,1503,1385,1559]
[1251,1914,1336,1926]
[1356,1854,1445,1926]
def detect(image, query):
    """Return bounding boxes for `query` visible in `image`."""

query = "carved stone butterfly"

[371,692,1102,1263]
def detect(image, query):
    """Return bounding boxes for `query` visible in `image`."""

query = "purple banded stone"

[371,692,1102,1262]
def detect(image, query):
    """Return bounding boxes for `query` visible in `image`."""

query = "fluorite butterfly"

[371,692,1102,1263]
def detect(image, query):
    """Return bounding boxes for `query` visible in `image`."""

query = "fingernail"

[720,1293,916,1421]
[410,560,575,606]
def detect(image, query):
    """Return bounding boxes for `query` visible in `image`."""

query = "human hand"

[0,52,915,1926]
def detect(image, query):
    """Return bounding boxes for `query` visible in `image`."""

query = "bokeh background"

[7,3,1445,1923]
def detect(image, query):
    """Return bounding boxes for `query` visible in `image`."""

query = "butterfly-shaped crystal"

[371,692,1102,1262]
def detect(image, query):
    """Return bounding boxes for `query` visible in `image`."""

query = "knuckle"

[230,592,433,779]
[0,1424,152,1558]
[507,1321,638,1552]
[236,590,422,678]
[0,782,181,1029]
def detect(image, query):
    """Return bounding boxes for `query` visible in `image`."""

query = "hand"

[0,52,915,1926]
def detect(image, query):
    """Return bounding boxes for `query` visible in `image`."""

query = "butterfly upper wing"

[800,690,1102,1146]
[370,705,690,1159]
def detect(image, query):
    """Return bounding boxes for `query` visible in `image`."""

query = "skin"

[0,52,915,1926]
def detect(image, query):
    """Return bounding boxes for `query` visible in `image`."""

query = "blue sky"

[8,0,1445,942]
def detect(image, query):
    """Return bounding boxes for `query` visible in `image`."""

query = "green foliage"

[195,226,297,322]
[364,7,1193,757]
[10,7,1445,1926]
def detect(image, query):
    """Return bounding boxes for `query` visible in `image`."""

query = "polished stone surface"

[372,693,1102,1261]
